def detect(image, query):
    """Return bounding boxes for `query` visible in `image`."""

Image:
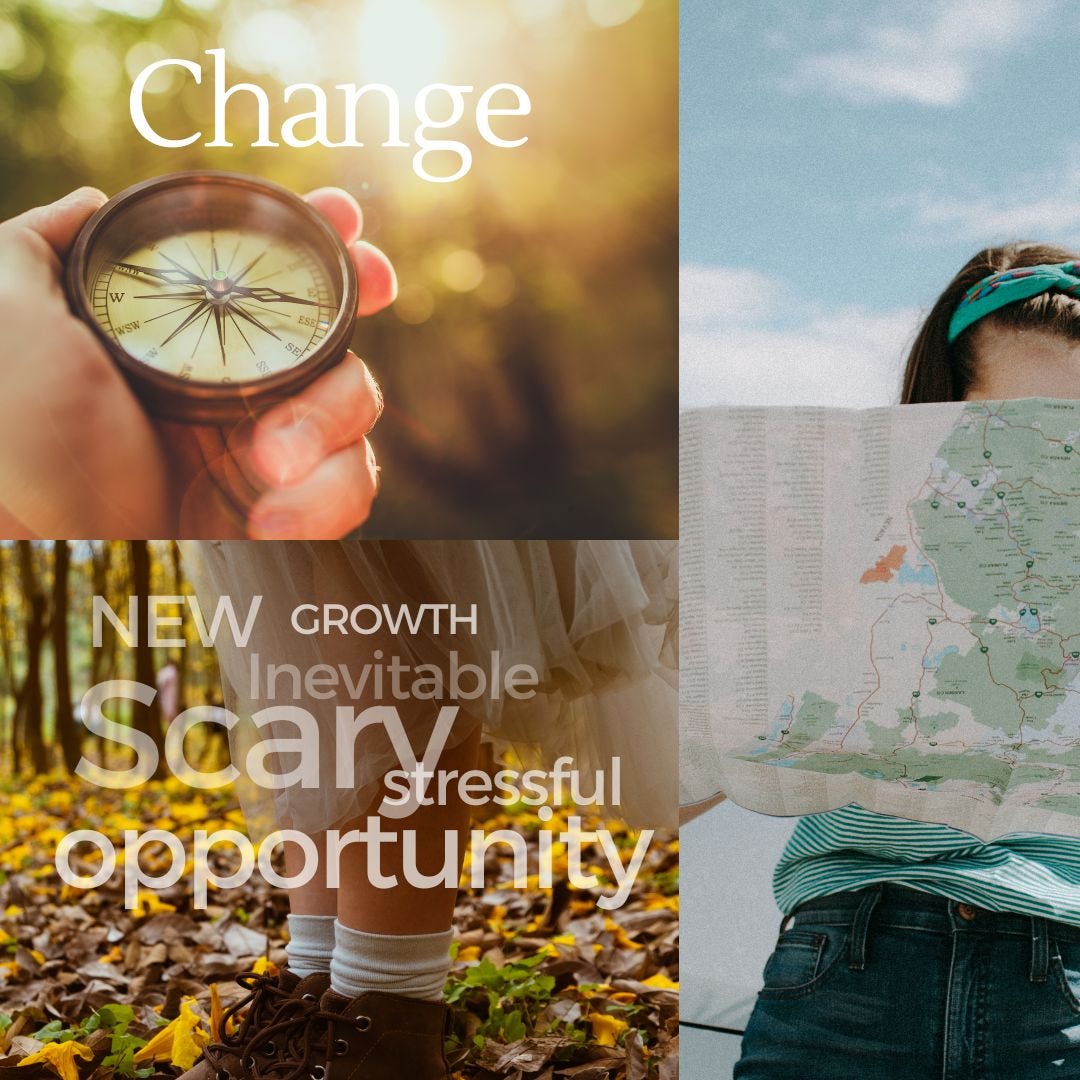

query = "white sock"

[330,921,453,1002]
[285,913,336,977]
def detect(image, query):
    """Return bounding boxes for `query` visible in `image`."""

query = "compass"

[65,171,359,424]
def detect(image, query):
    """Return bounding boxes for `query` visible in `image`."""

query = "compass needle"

[184,240,209,280]
[133,291,205,300]
[112,261,197,286]
[159,251,207,284]
[143,298,204,324]
[212,304,227,366]
[191,306,214,358]
[225,238,242,276]
[233,248,268,286]
[227,299,281,340]
[225,308,255,354]
[160,299,212,346]
[234,285,321,306]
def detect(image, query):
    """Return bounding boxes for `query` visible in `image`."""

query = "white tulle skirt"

[181,541,677,835]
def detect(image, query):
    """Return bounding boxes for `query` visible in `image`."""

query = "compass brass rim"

[64,170,360,425]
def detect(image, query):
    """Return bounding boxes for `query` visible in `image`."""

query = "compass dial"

[66,173,358,423]
[92,229,335,385]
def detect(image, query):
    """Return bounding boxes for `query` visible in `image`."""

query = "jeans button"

[957,903,978,921]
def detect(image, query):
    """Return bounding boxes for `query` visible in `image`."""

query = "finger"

[305,187,362,245]
[303,189,396,315]
[4,187,107,259]
[247,438,379,539]
[351,240,398,316]
[249,351,383,487]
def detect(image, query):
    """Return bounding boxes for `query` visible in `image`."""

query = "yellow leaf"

[4,905,24,918]
[132,891,177,919]
[456,945,481,962]
[133,999,209,1071]
[642,972,680,991]
[603,917,644,950]
[18,1041,93,1080]
[209,982,224,1043]
[642,894,679,913]
[251,956,277,976]
[588,1013,629,1048]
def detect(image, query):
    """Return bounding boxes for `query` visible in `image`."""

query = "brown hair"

[901,242,1080,404]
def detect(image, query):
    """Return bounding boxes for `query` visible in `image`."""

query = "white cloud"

[680,263,922,409]
[904,144,1080,242]
[680,265,776,329]
[915,192,1080,243]
[795,0,1056,108]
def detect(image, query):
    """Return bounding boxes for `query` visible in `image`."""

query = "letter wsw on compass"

[65,171,358,423]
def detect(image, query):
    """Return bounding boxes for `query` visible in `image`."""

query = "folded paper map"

[681,397,1080,840]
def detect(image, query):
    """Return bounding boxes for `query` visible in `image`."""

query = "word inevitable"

[56,810,652,911]
[245,650,537,703]
[130,49,531,182]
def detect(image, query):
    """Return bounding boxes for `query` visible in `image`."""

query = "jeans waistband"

[788,883,1080,983]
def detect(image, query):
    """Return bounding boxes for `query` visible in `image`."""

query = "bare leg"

[280,722,481,930]
[337,723,481,933]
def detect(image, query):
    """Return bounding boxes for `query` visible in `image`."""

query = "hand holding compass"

[0,178,394,539]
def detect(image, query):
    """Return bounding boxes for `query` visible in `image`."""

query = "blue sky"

[681,0,1080,408]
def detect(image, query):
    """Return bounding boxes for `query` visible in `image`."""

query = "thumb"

[6,187,108,258]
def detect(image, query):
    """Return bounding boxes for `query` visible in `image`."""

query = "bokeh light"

[355,0,448,98]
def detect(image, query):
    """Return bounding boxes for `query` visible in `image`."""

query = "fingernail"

[248,510,297,539]
[63,186,106,205]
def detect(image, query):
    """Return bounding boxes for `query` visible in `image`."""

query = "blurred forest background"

[0,540,218,775]
[0,0,676,538]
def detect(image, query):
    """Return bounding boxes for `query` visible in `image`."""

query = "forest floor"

[0,775,678,1080]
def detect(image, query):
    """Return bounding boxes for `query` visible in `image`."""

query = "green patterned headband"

[948,261,1080,344]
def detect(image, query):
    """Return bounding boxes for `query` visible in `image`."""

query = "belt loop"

[1030,916,1049,984]
[849,885,883,971]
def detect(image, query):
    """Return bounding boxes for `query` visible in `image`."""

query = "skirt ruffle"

[181,541,677,835]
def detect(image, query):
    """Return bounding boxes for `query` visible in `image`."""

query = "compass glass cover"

[77,181,349,387]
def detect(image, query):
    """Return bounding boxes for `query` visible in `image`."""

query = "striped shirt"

[775,804,1080,925]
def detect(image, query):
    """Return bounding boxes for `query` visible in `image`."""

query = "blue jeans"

[735,883,1080,1079]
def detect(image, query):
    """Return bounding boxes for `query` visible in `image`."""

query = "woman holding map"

[686,244,1080,1078]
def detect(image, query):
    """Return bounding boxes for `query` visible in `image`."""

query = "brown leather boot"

[177,970,331,1080]
[248,989,451,1080]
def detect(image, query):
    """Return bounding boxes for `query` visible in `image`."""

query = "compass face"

[67,173,358,423]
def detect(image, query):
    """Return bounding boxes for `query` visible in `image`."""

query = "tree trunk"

[90,542,116,688]
[128,542,164,773]
[170,541,188,714]
[52,541,79,773]
[15,541,49,775]
[0,544,15,758]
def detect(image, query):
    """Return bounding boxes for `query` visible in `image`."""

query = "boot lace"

[240,1002,373,1080]
[204,973,303,1076]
